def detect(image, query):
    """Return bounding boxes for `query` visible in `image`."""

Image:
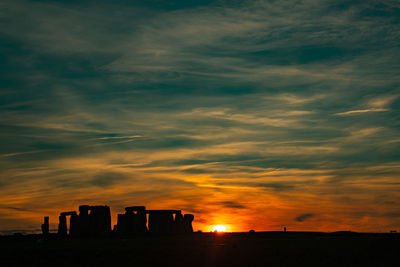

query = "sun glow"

[212,225,227,232]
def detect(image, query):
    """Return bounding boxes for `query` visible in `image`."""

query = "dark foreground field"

[0,232,398,266]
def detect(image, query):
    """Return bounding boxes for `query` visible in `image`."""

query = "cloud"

[383,212,400,218]
[335,108,388,116]
[219,201,246,209]
[335,94,398,116]
[295,213,315,222]
[368,95,399,108]
[89,171,128,187]
[0,205,28,212]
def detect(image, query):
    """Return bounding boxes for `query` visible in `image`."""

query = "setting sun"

[212,225,227,232]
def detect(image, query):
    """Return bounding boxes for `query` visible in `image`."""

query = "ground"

[0,232,398,266]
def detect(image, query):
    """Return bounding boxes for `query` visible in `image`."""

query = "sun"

[212,225,227,233]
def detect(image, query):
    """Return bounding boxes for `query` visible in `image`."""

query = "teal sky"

[0,0,399,233]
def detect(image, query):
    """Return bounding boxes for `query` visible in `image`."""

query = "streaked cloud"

[335,94,398,116]
[335,108,388,116]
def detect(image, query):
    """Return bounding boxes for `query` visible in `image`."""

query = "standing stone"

[147,210,175,234]
[183,214,194,233]
[78,205,91,237]
[41,216,49,235]
[125,210,136,234]
[58,215,67,236]
[69,213,79,237]
[148,213,160,234]
[116,213,127,234]
[135,208,147,234]
[174,212,185,234]
[90,205,111,236]
[117,206,147,235]
[161,212,174,234]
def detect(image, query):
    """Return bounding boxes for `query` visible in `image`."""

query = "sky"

[0,0,399,234]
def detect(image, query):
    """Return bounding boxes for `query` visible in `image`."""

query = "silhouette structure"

[116,207,194,235]
[116,206,147,235]
[53,205,194,237]
[56,205,111,237]
[41,216,49,236]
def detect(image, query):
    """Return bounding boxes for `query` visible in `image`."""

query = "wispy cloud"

[335,94,398,116]
[335,108,388,116]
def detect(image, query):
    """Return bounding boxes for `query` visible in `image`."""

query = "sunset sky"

[1,0,399,234]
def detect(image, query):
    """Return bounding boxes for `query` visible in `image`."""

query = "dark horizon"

[1,228,399,267]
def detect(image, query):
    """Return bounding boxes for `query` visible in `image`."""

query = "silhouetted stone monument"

[89,205,111,236]
[58,215,67,236]
[56,205,111,237]
[69,213,79,237]
[173,211,185,234]
[78,205,91,236]
[147,210,175,234]
[58,211,77,236]
[115,207,195,236]
[183,214,194,233]
[117,206,147,235]
[41,216,49,235]
[53,204,194,237]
